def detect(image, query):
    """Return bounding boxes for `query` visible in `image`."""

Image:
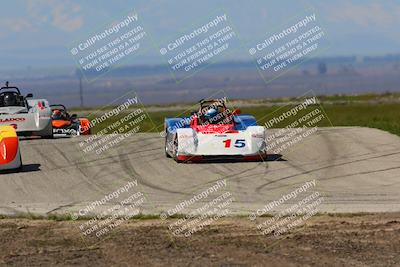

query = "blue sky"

[0,0,399,69]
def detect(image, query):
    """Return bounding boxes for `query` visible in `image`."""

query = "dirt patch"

[0,213,399,266]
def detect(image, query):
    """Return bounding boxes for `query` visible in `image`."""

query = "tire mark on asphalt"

[116,139,190,196]
[255,150,400,193]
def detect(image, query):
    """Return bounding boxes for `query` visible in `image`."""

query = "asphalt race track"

[0,127,399,217]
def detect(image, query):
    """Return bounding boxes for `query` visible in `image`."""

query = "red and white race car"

[164,98,267,162]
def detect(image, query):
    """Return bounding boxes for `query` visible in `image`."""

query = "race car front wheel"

[172,134,182,163]
[165,135,171,158]
[15,154,23,171]
[42,133,54,139]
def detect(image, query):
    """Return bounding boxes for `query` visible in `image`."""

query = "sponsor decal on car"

[0,118,26,123]
[54,128,78,135]
[37,101,46,110]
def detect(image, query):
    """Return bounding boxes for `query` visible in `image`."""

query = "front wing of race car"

[171,126,267,162]
[52,118,91,137]
[53,125,79,136]
[0,126,22,171]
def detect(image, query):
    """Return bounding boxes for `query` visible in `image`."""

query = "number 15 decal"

[223,139,246,148]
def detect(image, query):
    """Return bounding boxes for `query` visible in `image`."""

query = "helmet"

[204,108,218,119]
[52,109,62,120]
[3,93,16,106]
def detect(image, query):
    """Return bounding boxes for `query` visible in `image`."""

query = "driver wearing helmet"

[204,108,218,123]
[3,93,17,107]
[204,107,226,124]
[51,109,63,120]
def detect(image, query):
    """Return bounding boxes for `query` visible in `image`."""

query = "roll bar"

[0,81,21,94]
[50,104,67,111]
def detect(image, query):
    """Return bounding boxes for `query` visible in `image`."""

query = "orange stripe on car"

[52,120,72,128]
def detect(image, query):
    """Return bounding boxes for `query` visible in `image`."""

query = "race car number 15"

[223,139,246,148]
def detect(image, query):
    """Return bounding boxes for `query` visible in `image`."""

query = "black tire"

[165,137,171,158]
[172,135,183,163]
[42,133,54,139]
[15,154,23,172]
[41,123,54,139]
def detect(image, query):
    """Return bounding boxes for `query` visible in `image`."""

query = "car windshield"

[0,92,25,107]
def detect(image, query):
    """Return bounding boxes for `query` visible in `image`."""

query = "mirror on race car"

[71,114,78,120]
[26,93,33,98]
